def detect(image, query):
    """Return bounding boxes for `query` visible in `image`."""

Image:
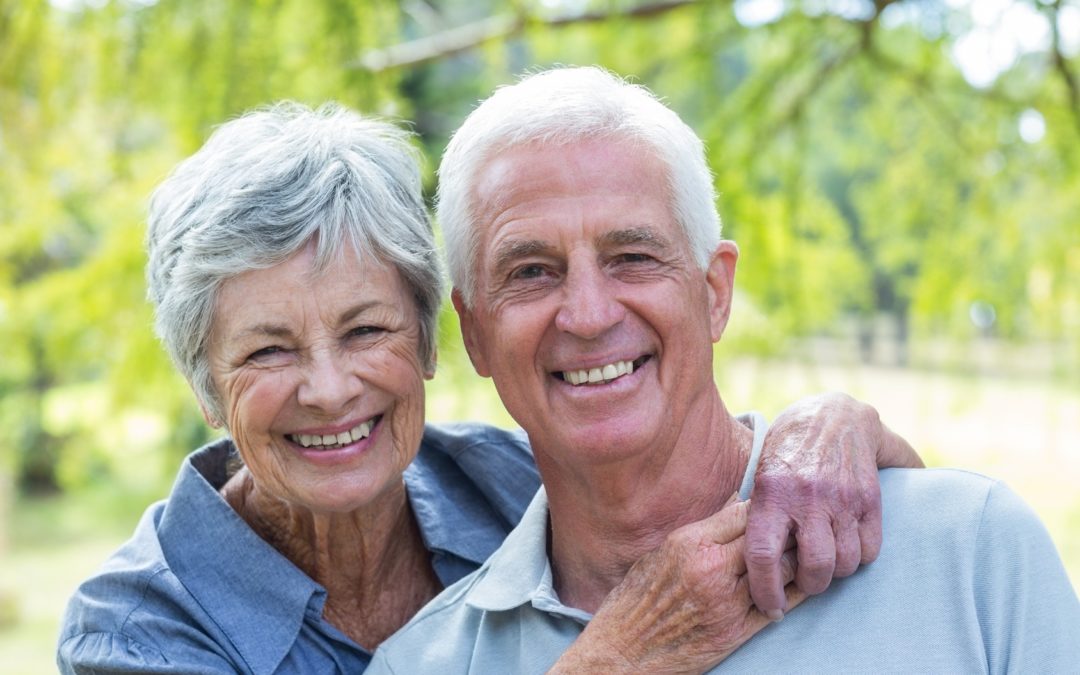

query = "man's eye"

[513,264,547,280]
[617,253,652,264]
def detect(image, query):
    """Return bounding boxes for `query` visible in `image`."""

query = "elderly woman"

[58,102,919,674]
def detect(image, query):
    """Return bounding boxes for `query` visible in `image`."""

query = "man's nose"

[296,349,363,413]
[554,262,625,339]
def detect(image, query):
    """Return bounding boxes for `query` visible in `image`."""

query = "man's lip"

[554,355,651,386]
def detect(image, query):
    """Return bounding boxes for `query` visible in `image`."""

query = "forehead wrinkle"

[235,323,294,342]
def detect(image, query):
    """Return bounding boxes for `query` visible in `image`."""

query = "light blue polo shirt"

[57,422,542,674]
[370,416,1080,673]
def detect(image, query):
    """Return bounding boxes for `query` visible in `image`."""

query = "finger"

[857,489,883,564]
[833,517,861,578]
[699,498,750,546]
[779,548,798,586]
[745,502,794,617]
[783,580,808,614]
[794,517,836,595]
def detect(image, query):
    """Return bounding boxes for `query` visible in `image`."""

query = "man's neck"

[539,396,754,613]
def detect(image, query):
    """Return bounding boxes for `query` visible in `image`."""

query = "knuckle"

[745,541,780,570]
[799,548,836,576]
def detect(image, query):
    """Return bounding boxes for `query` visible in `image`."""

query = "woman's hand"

[550,498,804,673]
[746,392,923,618]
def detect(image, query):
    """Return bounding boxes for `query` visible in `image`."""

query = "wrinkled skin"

[553,498,804,673]
[551,392,922,672]
[746,392,922,616]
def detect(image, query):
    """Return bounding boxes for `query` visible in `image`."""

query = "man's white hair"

[437,66,721,307]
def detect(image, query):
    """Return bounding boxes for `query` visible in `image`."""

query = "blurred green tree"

[0,0,1077,509]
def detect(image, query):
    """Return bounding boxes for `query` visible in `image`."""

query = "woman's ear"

[198,400,223,429]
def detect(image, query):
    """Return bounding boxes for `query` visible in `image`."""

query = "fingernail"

[766,609,784,622]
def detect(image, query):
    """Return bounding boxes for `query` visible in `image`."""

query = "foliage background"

[1,0,1078,670]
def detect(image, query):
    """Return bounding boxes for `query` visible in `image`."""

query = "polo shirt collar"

[464,412,769,618]
[157,440,328,675]
[465,487,570,614]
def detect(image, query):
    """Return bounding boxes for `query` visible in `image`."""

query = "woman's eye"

[247,346,284,361]
[349,325,384,338]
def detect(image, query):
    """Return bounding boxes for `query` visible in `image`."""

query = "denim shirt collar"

[404,447,512,572]
[155,426,522,672]
[157,439,326,674]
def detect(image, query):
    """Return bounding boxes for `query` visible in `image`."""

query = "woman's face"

[205,241,430,514]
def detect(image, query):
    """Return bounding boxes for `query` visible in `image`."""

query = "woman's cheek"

[225,369,293,451]
[378,340,427,470]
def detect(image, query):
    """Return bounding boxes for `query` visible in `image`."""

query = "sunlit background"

[2,0,1079,670]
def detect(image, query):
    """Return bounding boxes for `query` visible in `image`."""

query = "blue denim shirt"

[57,422,540,674]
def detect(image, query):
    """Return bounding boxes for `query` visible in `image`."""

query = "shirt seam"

[971,477,998,674]
[128,565,258,674]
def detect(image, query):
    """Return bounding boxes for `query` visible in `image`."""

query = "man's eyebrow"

[491,239,552,275]
[600,226,672,249]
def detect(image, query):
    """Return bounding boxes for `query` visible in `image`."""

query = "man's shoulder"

[879,466,1033,530]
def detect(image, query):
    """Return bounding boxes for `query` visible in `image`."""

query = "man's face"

[455,137,737,472]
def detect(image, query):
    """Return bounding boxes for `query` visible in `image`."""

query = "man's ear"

[451,288,491,377]
[705,240,739,343]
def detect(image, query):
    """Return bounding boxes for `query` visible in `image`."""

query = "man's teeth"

[562,360,635,386]
[290,420,373,449]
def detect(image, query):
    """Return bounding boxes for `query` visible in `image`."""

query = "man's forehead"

[490,225,675,265]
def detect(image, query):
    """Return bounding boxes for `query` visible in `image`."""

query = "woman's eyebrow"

[337,301,383,327]
[235,323,293,341]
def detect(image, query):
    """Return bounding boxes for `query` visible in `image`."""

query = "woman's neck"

[220,469,442,649]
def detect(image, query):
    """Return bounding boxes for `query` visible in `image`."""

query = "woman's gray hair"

[437,66,721,307]
[146,101,442,422]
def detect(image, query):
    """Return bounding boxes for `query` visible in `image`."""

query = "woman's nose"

[296,350,363,413]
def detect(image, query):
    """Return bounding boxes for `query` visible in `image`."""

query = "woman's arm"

[746,392,922,615]
[549,392,921,672]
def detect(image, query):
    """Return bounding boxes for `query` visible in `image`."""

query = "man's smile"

[556,355,652,386]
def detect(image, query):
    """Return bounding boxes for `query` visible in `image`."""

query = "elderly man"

[370,67,1080,673]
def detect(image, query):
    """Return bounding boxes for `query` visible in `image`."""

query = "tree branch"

[1048,0,1080,136]
[349,0,700,72]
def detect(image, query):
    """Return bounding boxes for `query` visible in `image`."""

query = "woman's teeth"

[562,359,635,386]
[289,420,373,449]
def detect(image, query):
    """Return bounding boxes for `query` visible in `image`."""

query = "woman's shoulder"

[56,500,223,672]
[417,423,539,501]
[420,422,532,459]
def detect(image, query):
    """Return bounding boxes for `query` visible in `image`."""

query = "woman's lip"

[286,416,382,449]
[287,417,382,466]
[288,415,380,437]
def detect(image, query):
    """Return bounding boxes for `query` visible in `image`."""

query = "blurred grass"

[2,354,1078,673]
